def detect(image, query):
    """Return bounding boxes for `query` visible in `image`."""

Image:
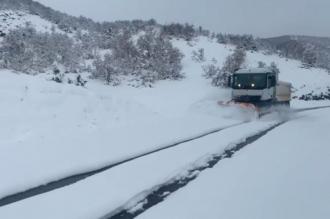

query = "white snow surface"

[138,107,330,219]
[0,36,329,218]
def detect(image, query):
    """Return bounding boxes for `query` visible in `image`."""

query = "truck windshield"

[233,74,267,90]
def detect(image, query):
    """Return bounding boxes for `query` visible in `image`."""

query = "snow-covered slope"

[184,37,330,99]
[0,10,60,34]
[245,50,330,98]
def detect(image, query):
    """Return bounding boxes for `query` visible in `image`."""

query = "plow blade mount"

[218,100,260,112]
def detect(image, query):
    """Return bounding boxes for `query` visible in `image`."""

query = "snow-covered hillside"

[177,37,330,99]
[0,10,60,34]
[0,35,329,218]
[245,50,330,99]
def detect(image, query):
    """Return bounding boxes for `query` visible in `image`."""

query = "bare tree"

[258,61,267,68]
[212,48,246,87]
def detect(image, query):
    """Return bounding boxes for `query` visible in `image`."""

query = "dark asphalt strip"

[259,105,330,117]
[292,105,330,113]
[102,122,286,219]
[0,122,246,208]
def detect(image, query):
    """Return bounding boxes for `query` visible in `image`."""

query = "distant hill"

[260,35,330,71]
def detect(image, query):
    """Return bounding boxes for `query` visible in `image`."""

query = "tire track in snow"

[292,105,330,113]
[0,122,246,208]
[103,121,286,219]
[259,105,330,117]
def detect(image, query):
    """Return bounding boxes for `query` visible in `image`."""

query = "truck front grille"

[234,95,261,103]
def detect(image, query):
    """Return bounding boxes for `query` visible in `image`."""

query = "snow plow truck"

[220,67,292,115]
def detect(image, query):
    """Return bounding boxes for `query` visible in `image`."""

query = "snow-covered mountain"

[0,1,329,219]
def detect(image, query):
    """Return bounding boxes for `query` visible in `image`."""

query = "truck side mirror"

[268,75,276,87]
[227,76,232,88]
[272,76,276,86]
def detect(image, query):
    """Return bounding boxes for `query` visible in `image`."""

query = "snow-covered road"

[0,119,280,219]
[1,106,328,219]
[0,121,245,207]
[138,107,330,219]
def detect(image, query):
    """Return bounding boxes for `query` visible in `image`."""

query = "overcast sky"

[35,0,329,37]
